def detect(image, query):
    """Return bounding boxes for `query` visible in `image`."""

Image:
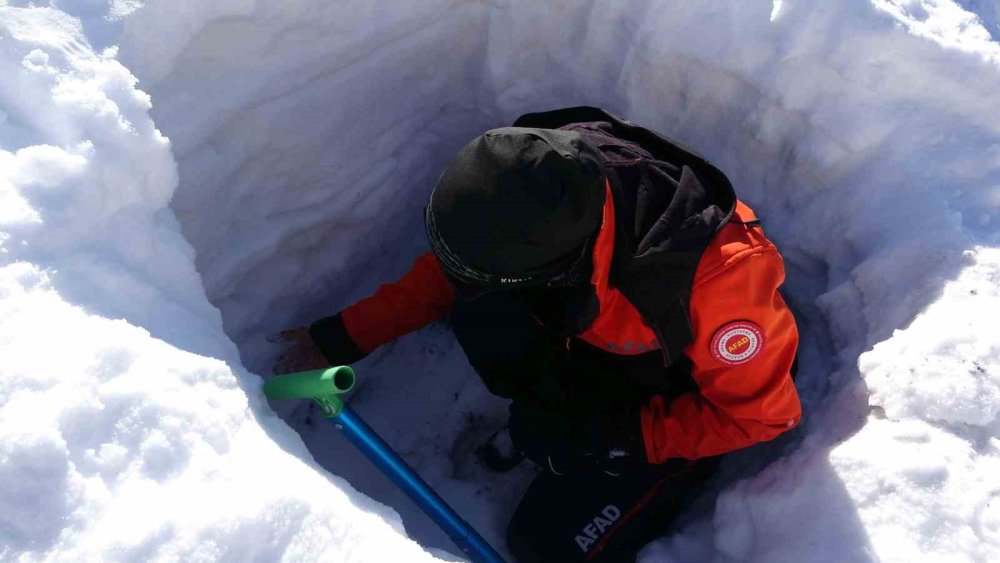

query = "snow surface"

[2,0,999,561]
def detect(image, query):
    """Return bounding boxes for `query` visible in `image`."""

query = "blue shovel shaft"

[334,407,505,563]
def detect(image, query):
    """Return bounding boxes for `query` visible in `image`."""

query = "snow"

[0,5,436,561]
[2,0,999,561]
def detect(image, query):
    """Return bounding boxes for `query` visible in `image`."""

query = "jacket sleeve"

[310,252,455,360]
[640,246,801,462]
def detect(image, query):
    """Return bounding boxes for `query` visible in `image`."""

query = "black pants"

[451,292,719,562]
[506,458,718,562]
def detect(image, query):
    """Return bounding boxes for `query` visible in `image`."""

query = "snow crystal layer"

[2,0,999,561]
[0,5,438,562]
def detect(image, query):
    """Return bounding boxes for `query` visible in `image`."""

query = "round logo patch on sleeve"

[710,321,764,365]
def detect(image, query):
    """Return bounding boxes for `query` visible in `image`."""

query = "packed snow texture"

[2,0,999,561]
[0,5,438,562]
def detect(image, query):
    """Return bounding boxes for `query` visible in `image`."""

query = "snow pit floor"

[2,1,999,561]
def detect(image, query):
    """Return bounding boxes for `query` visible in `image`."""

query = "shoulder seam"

[693,244,779,290]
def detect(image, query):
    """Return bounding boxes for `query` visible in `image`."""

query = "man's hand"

[508,401,645,476]
[508,401,576,470]
[269,327,329,375]
[582,408,646,475]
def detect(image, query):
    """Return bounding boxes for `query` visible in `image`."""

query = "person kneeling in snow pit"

[274,107,802,562]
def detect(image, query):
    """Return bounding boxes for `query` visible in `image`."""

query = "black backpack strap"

[512,107,738,367]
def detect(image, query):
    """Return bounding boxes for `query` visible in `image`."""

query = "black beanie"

[425,127,606,291]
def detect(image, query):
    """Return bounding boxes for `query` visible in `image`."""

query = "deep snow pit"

[2,0,999,561]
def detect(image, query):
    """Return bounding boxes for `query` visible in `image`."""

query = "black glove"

[271,313,368,376]
[507,401,576,471]
[307,312,368,365]
[508,401,645,476]
[580,407,646,476]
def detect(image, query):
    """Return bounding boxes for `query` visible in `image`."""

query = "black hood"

[425,126,605,299]
[512,107,737,364]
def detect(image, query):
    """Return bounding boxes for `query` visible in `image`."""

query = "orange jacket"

[340,196,800,463]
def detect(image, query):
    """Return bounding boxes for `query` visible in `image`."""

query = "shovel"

[264,366,505,563]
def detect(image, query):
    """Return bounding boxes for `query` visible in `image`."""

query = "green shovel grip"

[264,366,355,417]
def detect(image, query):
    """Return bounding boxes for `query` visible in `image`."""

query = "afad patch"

[710,321,764,365]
